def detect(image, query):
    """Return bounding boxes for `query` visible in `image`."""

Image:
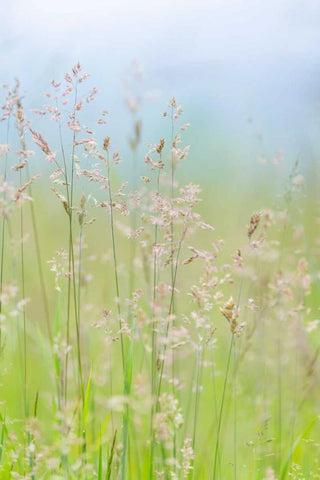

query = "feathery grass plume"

[0,66,318,479]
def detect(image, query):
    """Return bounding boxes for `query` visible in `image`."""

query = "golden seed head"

[156,138,165,154]
[248,212,261,239]
[103,136,110,151]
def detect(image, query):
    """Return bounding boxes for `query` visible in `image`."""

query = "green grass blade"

[280,416,319,480]
[82,365,93,431]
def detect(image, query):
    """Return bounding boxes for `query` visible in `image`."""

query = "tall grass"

[0,65,319,480]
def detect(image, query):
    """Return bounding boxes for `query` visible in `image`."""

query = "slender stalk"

[106,429,118,480]
[210,348,221,476]
[128,148,138,298]
[213,335,234,479]
[287,292,303,473]
[232,277,243,480]
[104,149,127,479]
[170,104,175,312]
[13,98,29,420]
[60,80,83,405]
[183,357,196,439]
[57,113,71,406]
[18,167,28,420]
[149,166,161,479]
[105,151,124,367]
[77,220,84,401]
[0,118,10,350]
[157,217,188,398]
[69,117,84,406]
[153,213,188,479]
[168,108,179,473]
[26,164,52,340]
[190,342,204,478]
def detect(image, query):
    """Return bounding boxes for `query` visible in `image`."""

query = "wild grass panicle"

[0,66,318,479]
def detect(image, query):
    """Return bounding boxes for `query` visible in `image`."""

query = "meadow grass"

[0,65,319,479]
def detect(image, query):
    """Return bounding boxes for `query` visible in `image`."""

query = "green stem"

[190,342,204,479]
[0,118,10,350]
[213,335,234,479]
[19,169,28,419]
[149,166,161,479]
[26,164,52,341]
[157,218,188,399]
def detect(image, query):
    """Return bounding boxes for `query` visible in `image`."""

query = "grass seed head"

[248,211,261,238]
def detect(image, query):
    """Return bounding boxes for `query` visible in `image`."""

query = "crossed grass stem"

[213,256,245,480]
[152,215,189,477]
[157,216,189,400]
[55,84,84,406]
[149,143,187,477]
[104,147,132,480]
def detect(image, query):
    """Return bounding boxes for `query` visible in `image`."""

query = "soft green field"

[0,67,319,480]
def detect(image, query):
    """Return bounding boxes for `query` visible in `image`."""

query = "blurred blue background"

[1,0,320,188]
